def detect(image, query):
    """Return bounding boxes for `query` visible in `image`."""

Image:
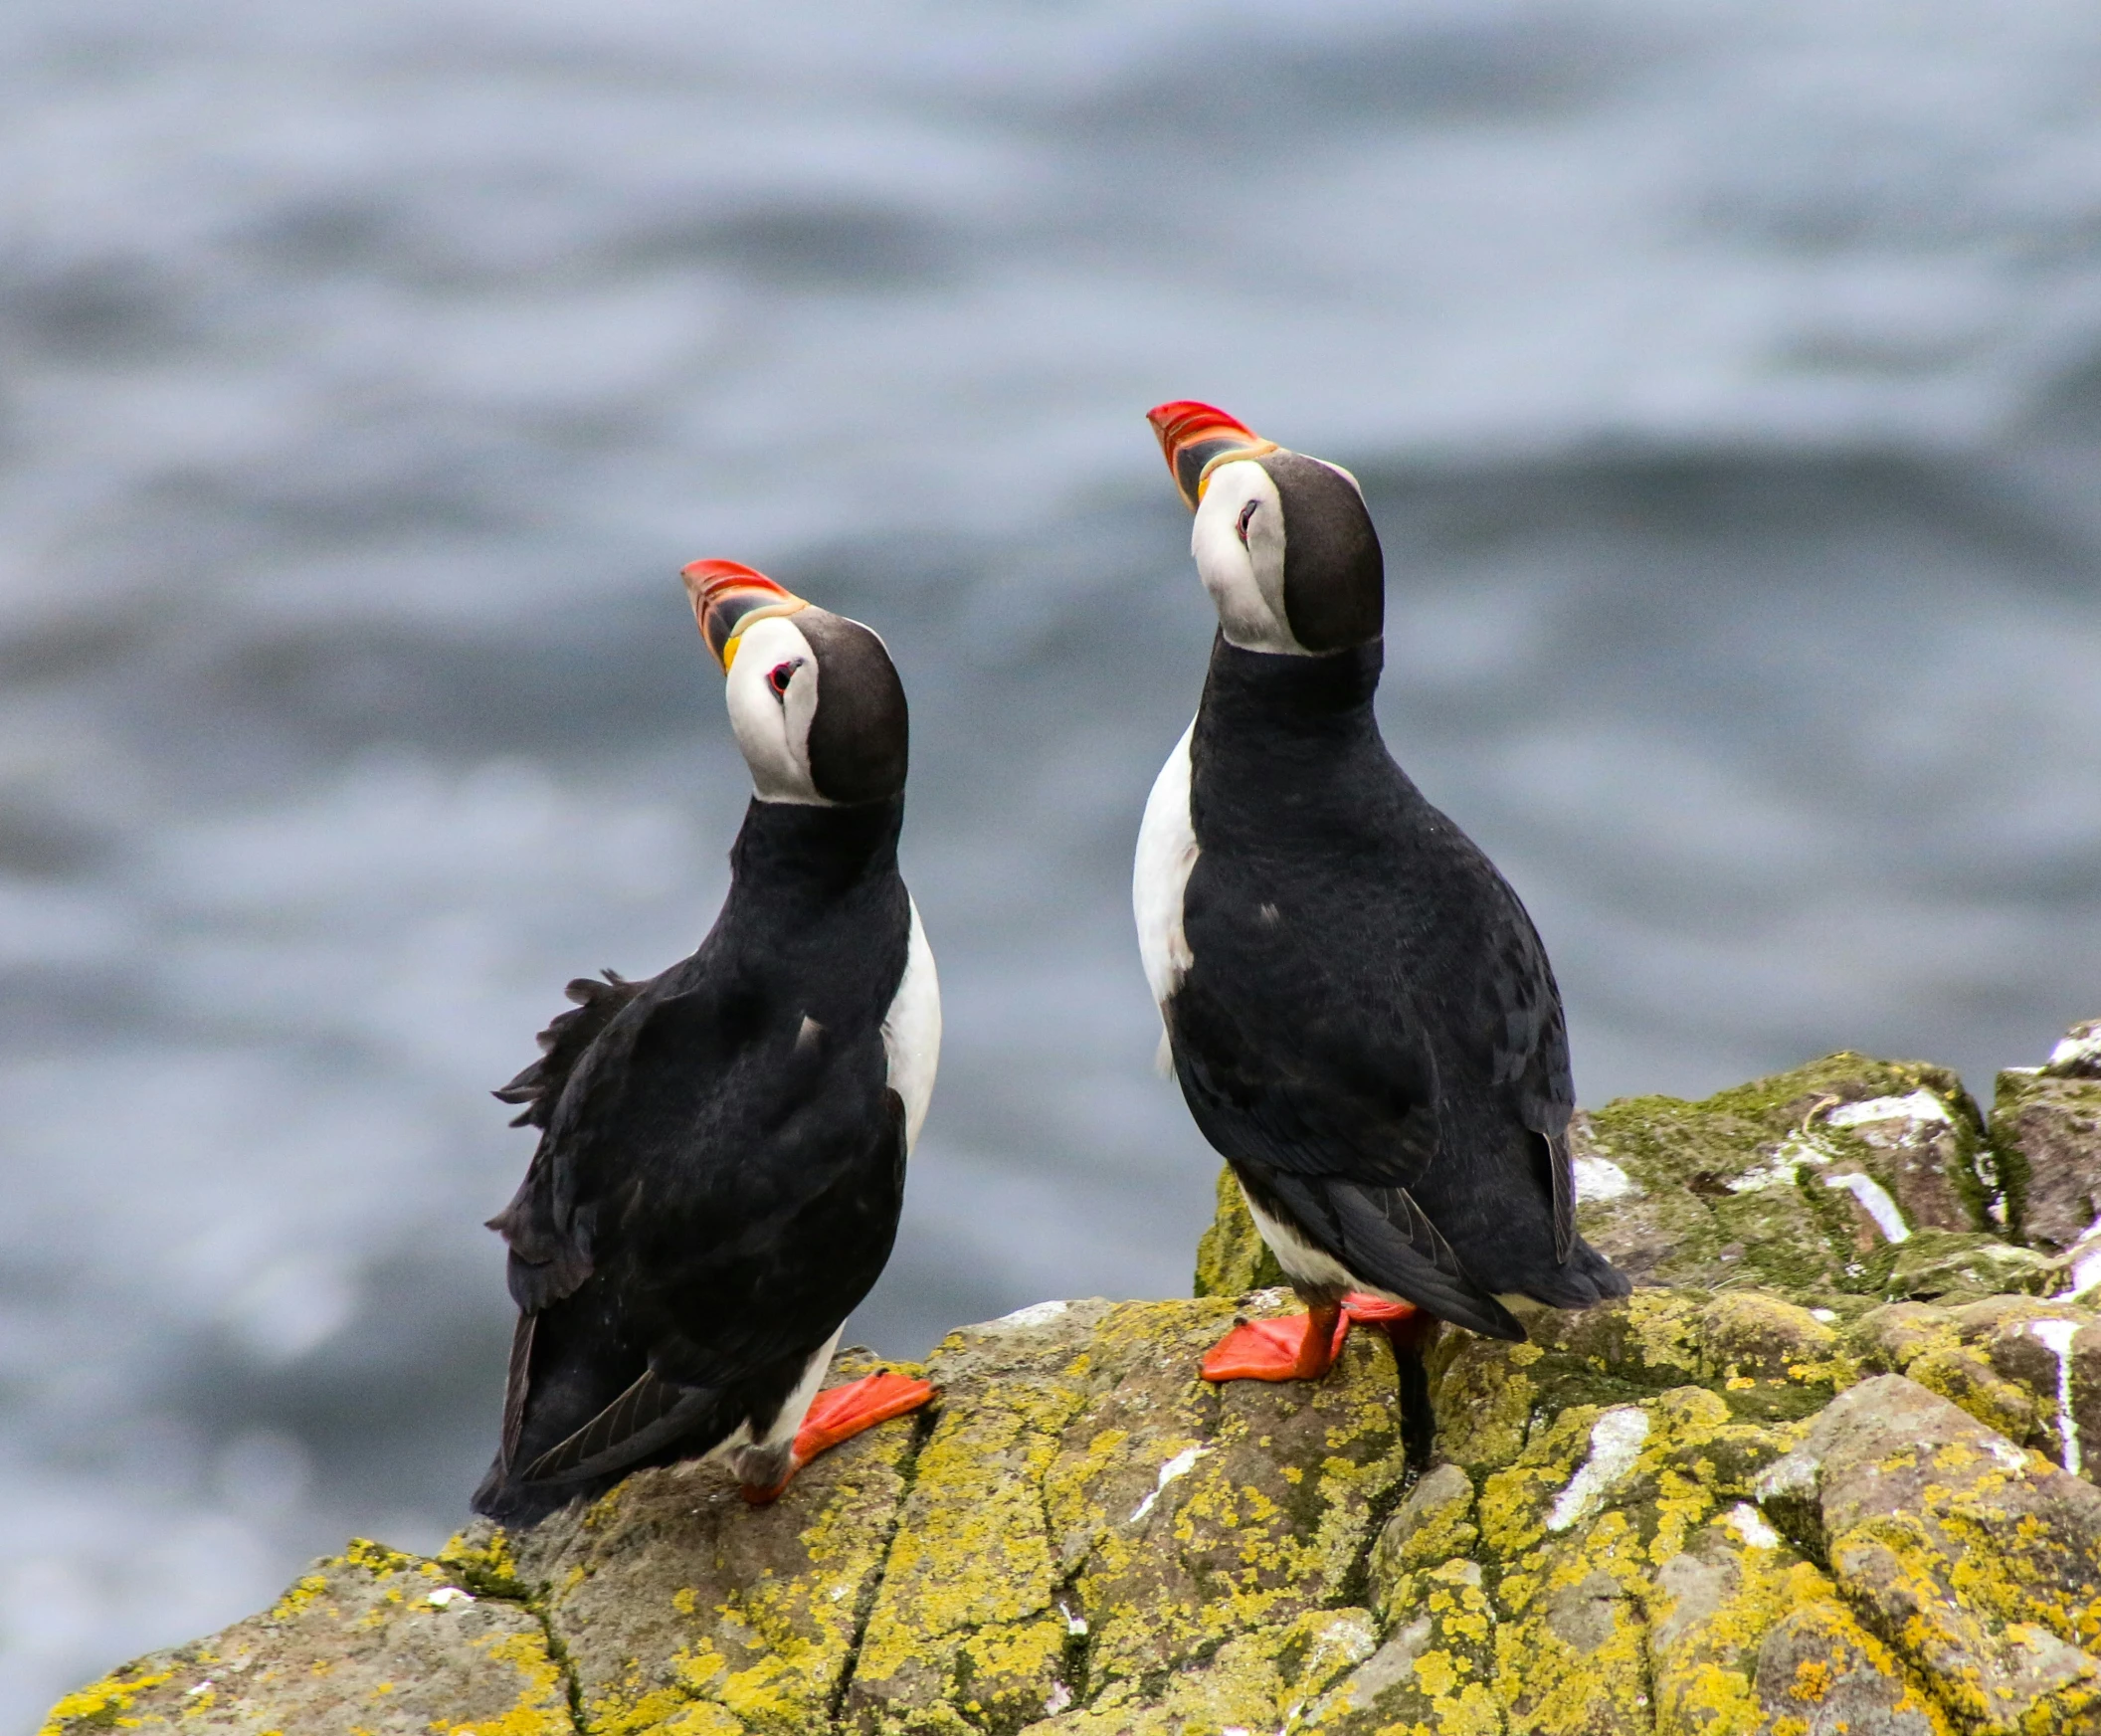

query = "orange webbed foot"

[1200,1305,1347,1382]
[1340,1292,1419,1327]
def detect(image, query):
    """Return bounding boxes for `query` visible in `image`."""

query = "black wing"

[1468,881,1579,1265]
[482,971,652,1316]
[487,964,908,1493]
[515,1088,911,1488]
[492,970,647,1128]
[1166,943,1445,1189]
[1170,857,1523,1337]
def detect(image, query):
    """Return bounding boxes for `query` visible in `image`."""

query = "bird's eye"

[767,660,801,699]
[1236,499,1260,544]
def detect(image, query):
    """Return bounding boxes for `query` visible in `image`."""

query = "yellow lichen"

[39,1667,174,1734]
[338,1536,416,1578]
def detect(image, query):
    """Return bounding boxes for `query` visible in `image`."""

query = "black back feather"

[1167,637,1627,1328]
[492,971,647,1128]
[473,798,917,1525]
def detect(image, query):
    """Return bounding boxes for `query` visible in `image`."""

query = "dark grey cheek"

[1265,451,1385,653]
[1281,531,1382,652]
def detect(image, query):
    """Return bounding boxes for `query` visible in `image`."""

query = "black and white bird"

[473,560,939,1524]
[1136,402,1627,1461]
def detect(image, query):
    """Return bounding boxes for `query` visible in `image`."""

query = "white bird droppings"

[1044,1682,1073,1716]
[1574,1156,1635,1202]
[2047,1029,2101,1072]
[2029,1319,2084,1477]
[1723,1501,1782,1549]
[1810,1308,1838,1323]
[1058,1600,1088,1636]
[1988,1437,2029,1471]
[1729,1134,1824,1193]
[184,1681,214,1697]
[996,1299,1070,1328]
[426,1587,475,1609]
[1821,1172,1910,1244]
[1547,1407,1649,1532]
[1823,1091,1950,1132]
[1753,1449,1817,1505]
[1129,1446,1209,1523]
[2061,1216,2101,1301]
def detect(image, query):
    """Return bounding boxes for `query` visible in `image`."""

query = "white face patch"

[722,615,831,804]
[1189,459,1306,655]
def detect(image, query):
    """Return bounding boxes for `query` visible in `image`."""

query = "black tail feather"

[522,1369,721,1484]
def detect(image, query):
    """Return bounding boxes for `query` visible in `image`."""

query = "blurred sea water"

[4,0,2101,1720]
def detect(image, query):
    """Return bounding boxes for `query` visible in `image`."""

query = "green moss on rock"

[1991,1065,2101,1251]
[1191,1165,1285,1297]
[1577,1053,1998,1302]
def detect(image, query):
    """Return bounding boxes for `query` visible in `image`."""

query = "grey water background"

[4,0,2101,1718]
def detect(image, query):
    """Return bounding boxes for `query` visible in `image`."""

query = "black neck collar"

[727,795,903,903]
[1200,634,1384,730]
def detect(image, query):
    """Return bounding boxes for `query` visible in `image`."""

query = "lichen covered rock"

[1756,1374,2101,1733]
[47,1036,2101,1736]
[1991,1019,2101,1254]
[1572,1052,2006,1301]
[40,1537,571,1735]
[1191,1163,1284,1297]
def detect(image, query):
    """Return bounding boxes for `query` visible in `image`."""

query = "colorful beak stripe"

[1145,400,1278,511]
[681,559,808,670]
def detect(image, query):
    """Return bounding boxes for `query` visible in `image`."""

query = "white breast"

[881,895,941,1150]
[1133,721,1199,1024]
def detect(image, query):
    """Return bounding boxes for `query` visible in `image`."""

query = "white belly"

[1133,720,1199,1018]
[710,1325,842,1486]
[882,895,941,1151]
[1242,1190,1361,1292]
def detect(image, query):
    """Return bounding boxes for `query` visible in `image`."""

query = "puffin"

[472,560,939,1524]
[1135,402,1628,1463]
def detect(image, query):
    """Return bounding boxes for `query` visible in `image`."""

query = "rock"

[1880,1228,2055,1301]
[1848,1295,2101,1479]
[46,1046,2101,1736]
[1191,1163,1284,1296]
[1575,1053,2000,1302]
[496,1348,922,1733]
[38,1537,571,1735]
[2044,1018,2101,1080]
[1756,1374,2101,1733]
[1992,1019,2101,1251]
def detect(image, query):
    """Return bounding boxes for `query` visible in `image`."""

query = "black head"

[1146,401,1383,656]
[795,609,909,804]
[682,560,909,805]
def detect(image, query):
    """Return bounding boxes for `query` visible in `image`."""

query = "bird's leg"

[1341,1296,1441,1468]
[738,1371,936,1504]
[1200,1300,1348,1383]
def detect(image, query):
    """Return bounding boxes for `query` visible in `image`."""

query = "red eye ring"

[767,659,801,699]
[1236,498,1260,544]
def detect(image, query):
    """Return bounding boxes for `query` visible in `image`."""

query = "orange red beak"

[1145,400,1278,512]
[680,559,808,672]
